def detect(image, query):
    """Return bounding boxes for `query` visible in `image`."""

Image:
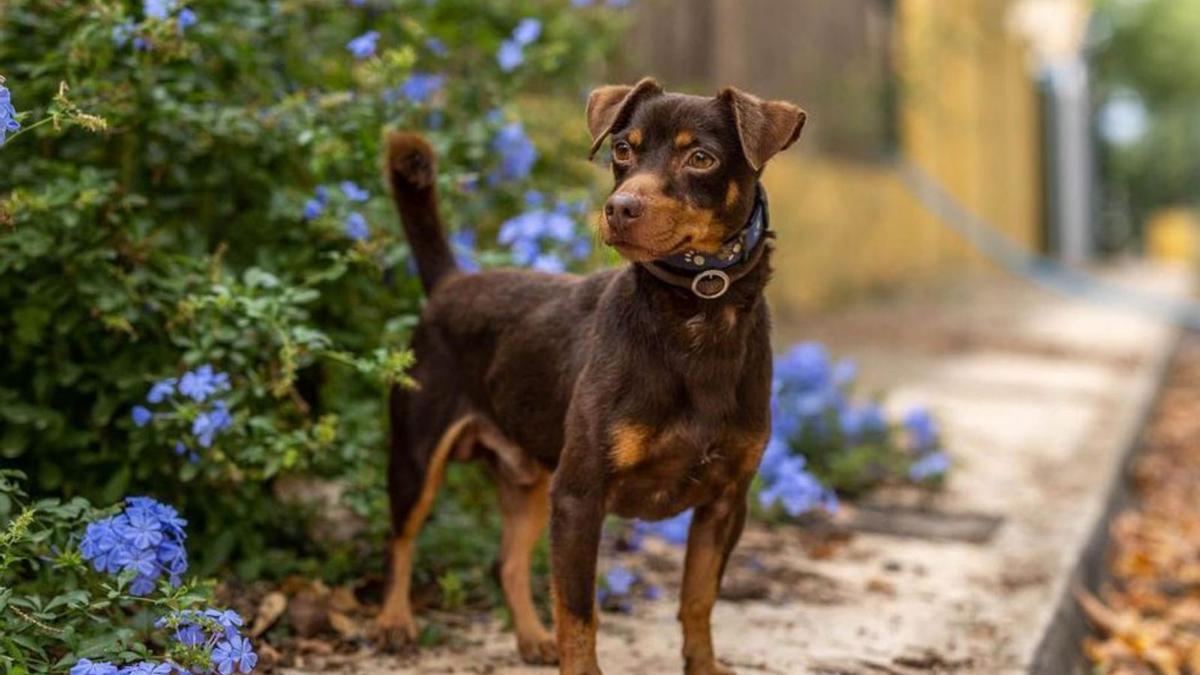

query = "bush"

[0,470,258,674]
[0,0,623,583]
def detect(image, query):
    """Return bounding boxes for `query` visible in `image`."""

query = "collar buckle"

[691,269,731,299]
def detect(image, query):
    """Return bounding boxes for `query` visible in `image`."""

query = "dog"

[375,77,805,675]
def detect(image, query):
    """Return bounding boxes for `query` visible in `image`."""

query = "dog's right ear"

[586,77,663,160]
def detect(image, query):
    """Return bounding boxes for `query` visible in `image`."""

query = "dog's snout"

[604,193,644,231]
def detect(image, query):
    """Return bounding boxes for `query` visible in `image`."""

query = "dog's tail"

[385,131,457,295]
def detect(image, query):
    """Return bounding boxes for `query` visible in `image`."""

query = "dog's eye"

[687,150,717,170]
[612,141,634,163]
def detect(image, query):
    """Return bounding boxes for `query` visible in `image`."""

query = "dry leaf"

[251,591,288,637]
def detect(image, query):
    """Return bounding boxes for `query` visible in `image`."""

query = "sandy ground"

[281,263,1191,675]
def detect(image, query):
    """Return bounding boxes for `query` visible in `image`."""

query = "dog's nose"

[604,193,644,231]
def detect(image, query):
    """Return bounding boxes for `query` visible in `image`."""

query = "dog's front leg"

[679,482,750,675]
[549,450,607,675]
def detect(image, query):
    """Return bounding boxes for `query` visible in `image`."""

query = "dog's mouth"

[606,235,693,261]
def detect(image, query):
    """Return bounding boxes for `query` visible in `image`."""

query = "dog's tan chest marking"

[610,422,651,469]
[605,422,770,520]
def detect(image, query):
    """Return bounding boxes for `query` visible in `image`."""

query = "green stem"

[3,115,55,144]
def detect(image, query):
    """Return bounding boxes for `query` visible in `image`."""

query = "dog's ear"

[719,87,806,171]
[586,77,663,160]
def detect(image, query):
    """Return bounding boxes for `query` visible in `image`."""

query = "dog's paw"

[386,132,436,191]
[370,611,419,653]
[516,629,559,665]
[685,659,736,675]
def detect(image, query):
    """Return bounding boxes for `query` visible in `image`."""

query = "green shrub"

[0,0,622,582]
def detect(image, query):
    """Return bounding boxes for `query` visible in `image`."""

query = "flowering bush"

[0,471,255,674]
[769,342,949,496]
[0,0,624,586]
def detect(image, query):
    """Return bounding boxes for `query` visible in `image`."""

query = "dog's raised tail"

[386,131,457,294]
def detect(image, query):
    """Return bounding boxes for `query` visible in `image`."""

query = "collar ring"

[691,269,731,300]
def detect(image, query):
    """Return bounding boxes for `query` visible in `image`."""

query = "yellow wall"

[766,0,1043,319]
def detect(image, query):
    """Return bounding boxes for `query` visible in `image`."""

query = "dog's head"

[587,78,805,262]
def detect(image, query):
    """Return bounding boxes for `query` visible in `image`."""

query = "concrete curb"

[1026,329,1183,675]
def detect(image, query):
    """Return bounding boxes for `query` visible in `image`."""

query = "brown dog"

[375,77,805,675]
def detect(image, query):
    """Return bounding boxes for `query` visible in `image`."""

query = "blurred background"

[621,0,1198,320]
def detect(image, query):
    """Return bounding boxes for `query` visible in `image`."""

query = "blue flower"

[144,0,176,20]
[909,451,950,481]
[450,229,480,272]
[174,624,205,646]
[146,378,176,404]
[177,7,197,30]
[111,21,136,47]
[131,405,153,427]
[178,364,230,402]
[340,180,370,203]
[634,509,692,546]
[608,0,633,6]
[0,84,20,145]
[71,659,119,675]
[303,198,324,220]
[491,122,537,181]
[904,408,940,452]
[192,400,232,448]
[757,441,838,517]
[121,505,165,549]
[344,212,370,241]
[425,37,448,56]
[399,73,445,104]
[347,30,380,59]
[512,18,542,46]
[604,565,636,595]
[212,636,257,674]
[496,39,524,72]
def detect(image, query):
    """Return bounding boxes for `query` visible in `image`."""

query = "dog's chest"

[604,420,767,520]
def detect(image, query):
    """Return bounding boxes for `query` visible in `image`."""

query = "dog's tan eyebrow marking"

[674,130,695,148]
[610,422,651,469]
[627,129,643,146]
[725,181,740,209]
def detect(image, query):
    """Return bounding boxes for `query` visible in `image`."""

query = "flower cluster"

[132,364,234,454]
[498,191,592,272]
[396,72,445,105]
[158,609,257,674]
[69,607,255,674]
[0,81,19,145]
[491,121,538,182]
[497,18,542,72]
[301,183,372,241]
[113,1,198,50]
[79,497,188,596]
[770,341,949,496]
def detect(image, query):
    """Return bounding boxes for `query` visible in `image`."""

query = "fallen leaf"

[251,592,288,637]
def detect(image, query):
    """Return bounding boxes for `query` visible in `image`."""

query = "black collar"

[640,184,771,300]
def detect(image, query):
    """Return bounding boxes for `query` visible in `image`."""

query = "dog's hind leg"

[374,385,472,649]
[496,468,558,665]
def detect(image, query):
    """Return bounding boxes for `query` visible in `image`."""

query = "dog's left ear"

[586,77,664,160]
[719,87,807,171]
